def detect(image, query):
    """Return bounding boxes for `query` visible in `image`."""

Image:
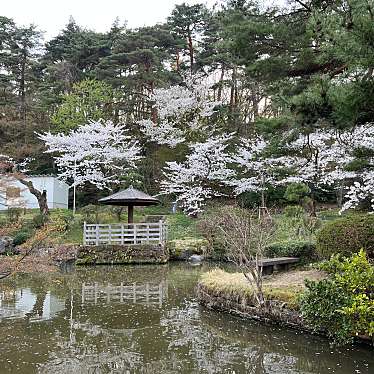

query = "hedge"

[265,240,317,262]
[316,215,374,259]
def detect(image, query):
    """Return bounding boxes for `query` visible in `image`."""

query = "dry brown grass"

[199,268,326,309]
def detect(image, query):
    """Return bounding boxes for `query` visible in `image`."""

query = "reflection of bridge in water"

[81,282,168,307]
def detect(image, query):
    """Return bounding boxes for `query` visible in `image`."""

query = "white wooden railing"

[81,281,168,306]
[83,221,167,245]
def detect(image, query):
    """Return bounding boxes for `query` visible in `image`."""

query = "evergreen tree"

[168,3,210,73]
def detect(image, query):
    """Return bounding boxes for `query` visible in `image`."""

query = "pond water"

[0,263,372,374]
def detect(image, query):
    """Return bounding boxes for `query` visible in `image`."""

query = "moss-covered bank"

[76,244,169,265]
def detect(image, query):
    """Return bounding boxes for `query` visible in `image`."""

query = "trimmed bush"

[316,215,374,259]
[265,240,317,262]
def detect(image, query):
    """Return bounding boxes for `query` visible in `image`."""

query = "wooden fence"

[83,221,167,245]
[81,281,168,307]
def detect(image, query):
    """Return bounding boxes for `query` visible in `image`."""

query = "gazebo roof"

[98,186,160,206]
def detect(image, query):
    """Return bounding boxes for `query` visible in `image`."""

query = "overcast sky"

[2,0,219,41]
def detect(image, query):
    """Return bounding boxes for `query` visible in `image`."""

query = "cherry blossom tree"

[38,120,142,213]
[139,75,221,148]
[229,136,296,215]
[339,124,374,212]
[229,129,362,216]
[231,126,374,214]
[282,129,357,215]
[160,134,233,216]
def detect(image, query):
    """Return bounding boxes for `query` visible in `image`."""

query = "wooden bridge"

[81,281,168,307]
[83,221,167,246]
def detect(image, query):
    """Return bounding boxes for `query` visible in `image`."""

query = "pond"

[0,263,372,373]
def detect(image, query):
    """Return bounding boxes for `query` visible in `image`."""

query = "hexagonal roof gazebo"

[98,186,160,223]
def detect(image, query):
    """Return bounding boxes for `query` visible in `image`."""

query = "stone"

[188,254,204,263]
[167,238,209,260]
[76,244,169,265]
[0,236,14,254]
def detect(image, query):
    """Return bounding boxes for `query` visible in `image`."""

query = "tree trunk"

[20,49,27,143]
[187,31,194,73]
[217,65,225,101]
[176,49,181,72]
[337,183,344,208]
[309,193,317,217]
[229,66,237,112]
[252,83,260,121]
[17,178,49,216]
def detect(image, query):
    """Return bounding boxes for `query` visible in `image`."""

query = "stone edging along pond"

[75,244,169,265]
[196,278,307,331]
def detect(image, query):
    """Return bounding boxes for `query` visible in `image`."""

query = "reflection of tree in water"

[201,311,373,374]
[37,290,144,374]
[25,291,47,319]
[1,264,373,374]
[159,300,246,373]
[36,271,172,373]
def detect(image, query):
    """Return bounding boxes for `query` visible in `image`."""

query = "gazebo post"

[128,204,134,224]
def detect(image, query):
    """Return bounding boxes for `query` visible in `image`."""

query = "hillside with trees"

[1,1,373,214]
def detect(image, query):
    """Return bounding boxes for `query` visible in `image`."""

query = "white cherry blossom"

[38,120,141,189]
[160,134,233,216]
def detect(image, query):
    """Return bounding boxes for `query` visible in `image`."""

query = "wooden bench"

[259,257,299,275]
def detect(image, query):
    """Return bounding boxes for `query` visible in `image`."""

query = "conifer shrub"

[13,230,32,246]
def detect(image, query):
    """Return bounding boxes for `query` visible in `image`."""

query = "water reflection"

[0,288,65,322]
[81,281,168,307]
[0,263,372,374]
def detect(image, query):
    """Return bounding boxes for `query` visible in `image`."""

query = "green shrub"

[13,230,32,246]
[316,215,374,259]
[274,213,320,242]
[300,250,374,345]
[32,213,48,229]
[283,205,305,218]
[7,207,23,223]
[265,240,317,262]
[51,209,74,231]
[80,204,103,223]
[0,215,7,227]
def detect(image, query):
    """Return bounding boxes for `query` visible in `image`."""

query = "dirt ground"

[0,254,58,277]
[264,269,326,288]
